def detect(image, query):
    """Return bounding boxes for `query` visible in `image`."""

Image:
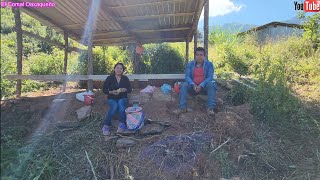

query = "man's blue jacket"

[185,60,214,87]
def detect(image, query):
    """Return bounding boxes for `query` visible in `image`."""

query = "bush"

[140,43,185,74]
[28,50,64,75]
[78,46,132,75]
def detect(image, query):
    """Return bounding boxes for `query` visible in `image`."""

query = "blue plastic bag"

[160,84,172,95]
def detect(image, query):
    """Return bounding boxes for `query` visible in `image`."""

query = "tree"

[299,13,320,49]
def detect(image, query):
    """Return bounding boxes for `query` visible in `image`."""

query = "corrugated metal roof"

[238,21,304,36]
[20,0,205,45]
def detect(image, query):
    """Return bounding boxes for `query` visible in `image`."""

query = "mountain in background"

[282,16,303,24]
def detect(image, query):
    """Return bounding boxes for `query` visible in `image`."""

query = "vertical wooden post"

[13,8,22,98]
[204,0,209,57]
[194,31,198,59]
[63,31,68,92]
[186,39,189,66]
[87,34,94,91]
[132,44,141,74]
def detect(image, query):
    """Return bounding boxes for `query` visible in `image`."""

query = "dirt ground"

[1,84,257,179]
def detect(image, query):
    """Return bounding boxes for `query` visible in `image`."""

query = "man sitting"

[174,47,217,116]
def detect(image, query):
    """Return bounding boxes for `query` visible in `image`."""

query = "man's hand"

[193,85,197,92]
[195,85,202,93]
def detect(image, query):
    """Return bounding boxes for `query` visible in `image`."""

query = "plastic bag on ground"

[76,90,94,102]
[140,85,156,94]
[160,84,172,95]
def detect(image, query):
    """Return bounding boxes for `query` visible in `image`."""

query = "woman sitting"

[102,62,132,135]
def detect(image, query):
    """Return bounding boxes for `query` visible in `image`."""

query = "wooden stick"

[85,150,98,180]
[210,137,232,154]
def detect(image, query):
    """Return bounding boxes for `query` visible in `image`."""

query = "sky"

[200,0,308,26]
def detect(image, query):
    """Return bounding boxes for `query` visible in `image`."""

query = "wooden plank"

[142,38,185,43]
[6,75,88,81]
[87,28,94,91]
[52,20,113,29]
[204,0,209,57]
[6,74,186,81]
[20,7,80,40]
[194,31,198,57]
[186,39,189,65]
[92,27,190,40]
[95,74,182,80]
[93,36,135,42]
[94,30,127,37]
[94,41,136,46]
[99,0,140,44]
[120,12,194,21]
[13,7,22,98]
[132,26,190,33]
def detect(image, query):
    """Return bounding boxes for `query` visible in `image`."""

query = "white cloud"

[200,0,243,19]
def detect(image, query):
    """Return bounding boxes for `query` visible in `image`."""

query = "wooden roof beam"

[93,30,128,37]
[120,12,194,21]
[142,38,185,43]
[94,41,137,46]
[51,20,114,29]
[21,29,84,52]
[20,7,80,41]
[93,36,136,42]
[109,0,188,9]
[133,26,190,33]
[92,26,190,37]
[187,0,204,41]
[99,0,140,44]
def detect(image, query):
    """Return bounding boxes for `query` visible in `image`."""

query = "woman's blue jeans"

[103,98,128,126]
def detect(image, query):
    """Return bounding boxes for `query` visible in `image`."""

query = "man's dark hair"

[195,47,205,55]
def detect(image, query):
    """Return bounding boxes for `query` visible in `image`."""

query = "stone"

[116,138,136,148]
[139,124,165,135]
[117,130,136,136]
[145,119,172,127]
[76,106,92,120]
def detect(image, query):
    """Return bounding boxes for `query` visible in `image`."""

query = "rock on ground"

[76,106,92,120]
[116,138,136,148]
[139,124,165,135]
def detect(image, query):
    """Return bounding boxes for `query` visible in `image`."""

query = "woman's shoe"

[102,125,110,136]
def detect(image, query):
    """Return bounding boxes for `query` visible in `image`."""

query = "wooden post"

[132,44,141,74]
[204,0,209,57]
[87,34,94,91]
[13,8,22,98]
[194,31,198,59]
[63,31,68,92]
[186,39,189,66]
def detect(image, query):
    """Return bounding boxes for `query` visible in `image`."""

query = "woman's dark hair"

[112,62,126,75]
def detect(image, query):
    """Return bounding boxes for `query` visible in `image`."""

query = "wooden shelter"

[8,0,210,97]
